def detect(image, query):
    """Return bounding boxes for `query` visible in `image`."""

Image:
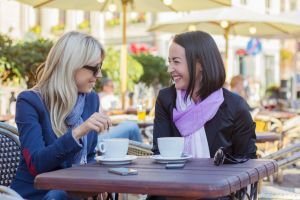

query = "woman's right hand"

[72,112,112,139]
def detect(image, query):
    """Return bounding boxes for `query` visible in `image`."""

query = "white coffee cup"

[158,137,184,158]
[98,138,129,158]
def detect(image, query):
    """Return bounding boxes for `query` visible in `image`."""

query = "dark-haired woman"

[149,31,257,200]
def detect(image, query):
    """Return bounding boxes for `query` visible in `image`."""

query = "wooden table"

[34,158,277,199]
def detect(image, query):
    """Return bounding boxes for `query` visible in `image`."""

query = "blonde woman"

[11,32,111,200]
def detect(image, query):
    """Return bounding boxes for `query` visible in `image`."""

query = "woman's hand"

[72,112,112,139]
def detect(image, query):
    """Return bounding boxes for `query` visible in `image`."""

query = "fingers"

[90,112,111,133]
[89,118,106,132]
[96,112,112,130]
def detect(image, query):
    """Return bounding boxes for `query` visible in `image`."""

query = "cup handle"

[98,142,106,153]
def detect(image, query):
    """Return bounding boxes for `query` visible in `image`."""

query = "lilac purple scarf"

[173,88,224,155]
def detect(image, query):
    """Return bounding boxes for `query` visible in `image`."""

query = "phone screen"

[108,168,138,175]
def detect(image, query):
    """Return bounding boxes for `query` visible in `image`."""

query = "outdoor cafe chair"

[262,142,300,183]
[0,122,19,136]
[0,123,21,187]
[258,142,300,199]
[0,186,23,200]
[127,140,153,156]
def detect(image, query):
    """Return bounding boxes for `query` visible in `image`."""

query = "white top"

[99,93,120,111]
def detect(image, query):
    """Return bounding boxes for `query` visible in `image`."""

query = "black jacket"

[152,85,257,159]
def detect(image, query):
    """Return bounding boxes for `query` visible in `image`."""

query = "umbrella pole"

[120,0,128,109]
[224,27,229,78]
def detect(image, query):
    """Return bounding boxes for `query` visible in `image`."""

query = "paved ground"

[259,161,300,200]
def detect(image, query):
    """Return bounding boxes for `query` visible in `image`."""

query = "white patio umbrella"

[273,11,300,37]
[149,6,300,73]
[17,0,232,107]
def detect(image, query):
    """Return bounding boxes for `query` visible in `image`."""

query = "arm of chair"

[277,151,300,168]
[0,122,18,136]
[0,186,23,200]
[263,142,300,160]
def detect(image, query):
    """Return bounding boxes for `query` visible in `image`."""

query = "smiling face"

[75,57,103,93]
[168,42,190,91]
[168,42,202,95]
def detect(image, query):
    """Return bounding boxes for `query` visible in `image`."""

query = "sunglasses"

[213,147,249,166]
[82,62,102,76]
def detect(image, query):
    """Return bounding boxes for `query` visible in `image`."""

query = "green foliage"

[133,54,170,87]
[101,48,143,92]
[106,18,120,27]
[10,39,53,88]
[0,34,20,84]
[51,24,65,36]
[29,25,42,35]
[0,34,53,87]
[78,20,91,30]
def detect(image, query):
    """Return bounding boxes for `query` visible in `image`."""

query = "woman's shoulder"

[222,88,250,112]
[16,90,46,115]
[223,88,242,102]
[17,90,42,103]
[158,85,176,99]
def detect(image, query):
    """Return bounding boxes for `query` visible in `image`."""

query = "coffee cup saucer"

[95,155,137,165]
[150,154,192,164]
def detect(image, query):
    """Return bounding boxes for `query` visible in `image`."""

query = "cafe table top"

[34,157,277,199]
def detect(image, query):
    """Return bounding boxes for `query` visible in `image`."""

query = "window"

[240,0,247,5]
[280,0,286,12]
[290,0,297,11]
[59,10,65,24]
[84,11,91,21]
[265,0,271,14]
[35,8,41,26]
[264,55,275,87]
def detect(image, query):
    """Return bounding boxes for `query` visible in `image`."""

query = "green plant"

[133,54,170,87]
[10,39,53,88]
[29,25,42,35]
[51,24,65,35]
[129,13,146,24]
[280,49,293,61]
[100,48,143,92]
[105,18,120,27]
[78,20,91,31]
[0,34,20,84]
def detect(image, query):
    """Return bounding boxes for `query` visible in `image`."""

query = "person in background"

[230,75,247,99]
[8,91,17,115]
[98,77,120,112]
[98,77,142,143]
[230,75,254,111]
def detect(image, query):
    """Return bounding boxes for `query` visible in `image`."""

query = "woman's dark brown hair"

[173,31,226,100]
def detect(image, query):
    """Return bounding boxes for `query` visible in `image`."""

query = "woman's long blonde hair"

[34,31,104,137]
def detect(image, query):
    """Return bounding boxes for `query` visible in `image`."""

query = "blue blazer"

[11,90,99,200]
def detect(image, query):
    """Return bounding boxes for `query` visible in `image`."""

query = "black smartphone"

[165,163,185,169]
[108,167,138,176]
